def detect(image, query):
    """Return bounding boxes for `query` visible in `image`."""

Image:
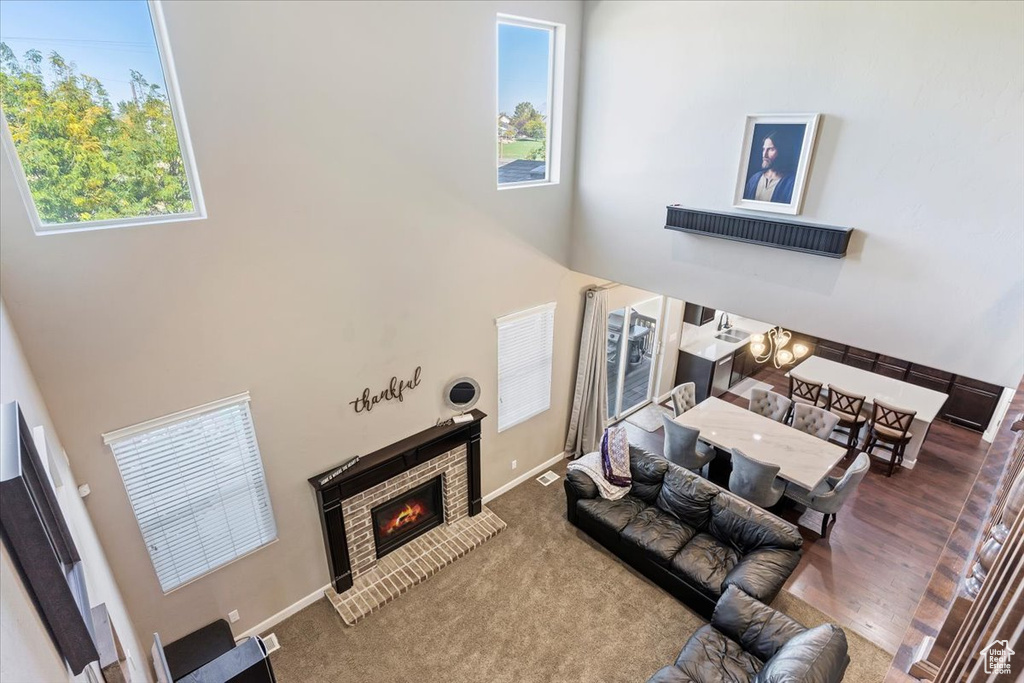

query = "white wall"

[0,300,150,683]
[572,1,1024,388]
[0,0,587,646]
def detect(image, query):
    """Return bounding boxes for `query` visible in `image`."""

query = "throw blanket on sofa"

[567,451,630,500]
[601,426,632,487]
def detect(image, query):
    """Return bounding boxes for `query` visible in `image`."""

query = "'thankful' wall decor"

[350,366,423,413]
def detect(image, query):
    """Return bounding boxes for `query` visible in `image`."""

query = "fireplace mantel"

[309,411,485,593]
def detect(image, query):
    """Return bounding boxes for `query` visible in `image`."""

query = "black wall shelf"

[665,206,852,258]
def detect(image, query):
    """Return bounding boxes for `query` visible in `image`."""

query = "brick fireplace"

[309,411,505,624]
[341,447,467,581]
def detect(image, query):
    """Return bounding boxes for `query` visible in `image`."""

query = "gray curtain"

[564,288,609,458]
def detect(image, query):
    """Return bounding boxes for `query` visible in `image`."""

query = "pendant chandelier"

[750,327,809,369]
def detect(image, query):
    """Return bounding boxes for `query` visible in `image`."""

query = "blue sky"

[0,0,167,105]
[498,23,550,117]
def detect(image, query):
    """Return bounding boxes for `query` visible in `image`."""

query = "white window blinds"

[103,393,277,592]
[496,302,556,432]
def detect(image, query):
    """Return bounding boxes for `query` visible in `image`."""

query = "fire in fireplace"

[371,476,444,558]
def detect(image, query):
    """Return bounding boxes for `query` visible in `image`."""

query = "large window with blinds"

[103,393,276,592]
[496,302,556,432]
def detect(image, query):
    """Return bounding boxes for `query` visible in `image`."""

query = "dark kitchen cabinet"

[683,302,717,327]
[843,347,878,372]
[874,355,909,380]
[676,350,735,403]
[942,377,1002,432]
[906,364,954,394]
[816,340,847,363]
[731,343,752,387]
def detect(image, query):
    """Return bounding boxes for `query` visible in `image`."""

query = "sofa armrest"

[565,468,599,499]
[722,547,802,604]
[711,586,806,662]
[564,469,599,525]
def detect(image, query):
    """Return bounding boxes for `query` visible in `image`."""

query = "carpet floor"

[267,462,891,682]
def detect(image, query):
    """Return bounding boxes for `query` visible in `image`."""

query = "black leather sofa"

[647,586,850,682]
[564,446,803,618]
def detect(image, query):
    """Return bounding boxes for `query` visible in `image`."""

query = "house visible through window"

[103,393,276,593]
[496,302,556,432]
[497,16,562,187]
[0,0,203,233]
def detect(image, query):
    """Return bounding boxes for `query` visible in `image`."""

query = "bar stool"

[825,385,868,458]
[863,399,916,477]
[786,373,823,423]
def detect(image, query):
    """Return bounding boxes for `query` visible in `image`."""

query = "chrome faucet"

[718,313,731,331]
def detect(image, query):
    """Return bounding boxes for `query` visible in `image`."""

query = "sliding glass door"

[607,297,663,422]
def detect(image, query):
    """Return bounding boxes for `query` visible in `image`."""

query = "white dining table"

[788,356,950,468]
[674,397,846,492]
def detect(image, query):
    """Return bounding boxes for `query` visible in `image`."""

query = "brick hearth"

[323,443,505,624]
[325,507,505,624]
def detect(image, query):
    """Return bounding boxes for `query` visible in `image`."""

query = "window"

[102,393,276,592]
[496,15,562,188]
[0,0,204,234]
[496,302,556,432]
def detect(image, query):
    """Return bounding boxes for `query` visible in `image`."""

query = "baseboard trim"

[236,583,330,641]
[482,452,566,504]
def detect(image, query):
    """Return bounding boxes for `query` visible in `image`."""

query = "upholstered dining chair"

[662,415,715,475]
[791,403,841,441]
[825,385,868,457]
[863,399,916,477]
[786,373,824,422]
[670,382,697,417]
[729,448,785,508]
[748,389,792,423]
[785,452,870,537]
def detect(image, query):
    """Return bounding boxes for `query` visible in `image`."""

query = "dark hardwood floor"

[622,363,994,658]
[885,378,1023,681]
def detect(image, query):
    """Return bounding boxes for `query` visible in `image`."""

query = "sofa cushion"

[656,464,720,529]
[712,585,806,663]
[674,625,763,682]
[629,446,669,504]
[754,624,849,683]
[577,495,648,533]
[709,494,803,555]
[670,533,741,599]
[621,507,697,565]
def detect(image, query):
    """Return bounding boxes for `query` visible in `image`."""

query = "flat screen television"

[0,401,98,673]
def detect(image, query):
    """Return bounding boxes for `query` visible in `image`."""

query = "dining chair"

[863,399,916,477]
[786,373,824,422]
[825,385,868,457]
[728,448,785,508]
[661,415,715,475]
[791,403,841,441]
[670,382,697,417]
[748,388,792,423]
[785,453,870,537]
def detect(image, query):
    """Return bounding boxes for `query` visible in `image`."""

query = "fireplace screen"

[371,476,444,558]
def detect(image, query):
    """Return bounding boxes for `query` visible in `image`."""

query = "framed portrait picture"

[733,113,821,215]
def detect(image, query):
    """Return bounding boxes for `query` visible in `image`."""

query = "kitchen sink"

[714,329,751,343]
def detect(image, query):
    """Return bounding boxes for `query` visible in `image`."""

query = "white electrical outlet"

[228,610,239,623]
[511,460,517,470]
